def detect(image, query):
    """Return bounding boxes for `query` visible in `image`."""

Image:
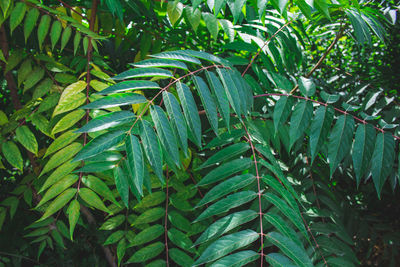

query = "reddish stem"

[242,20,293,77]
[242,122,264,265]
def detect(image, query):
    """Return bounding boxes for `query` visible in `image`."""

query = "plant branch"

[242,20,293,77]
[290,26,345,94]
[254,93,400,141]
[242,122,264,265]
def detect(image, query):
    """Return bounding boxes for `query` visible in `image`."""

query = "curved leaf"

[140,120,163,182]
[15,125,38,155]
[150,106,180,166]
[193,75,219,134]
[38,188,76,222]
[265,232,313,267]
[73,130,126,162]
[176,82,201,147]
[194,191,257,222]
[194,230,259,265]
[352,123,376,187]
[113,68,173,80]
[79,188,111,213]
[309,106,334,163]
[162,91,188,154]
[211,250,259,267]
[1,141,23,170]
[289,100,313,151]
[97,80,160,95]
[126,134,144,195]
[81,93,147,109]
[197,157,252,186]
[132,58,188,70]
[328,115,355,177]
[371,132,395,197]
[76,111,135,133]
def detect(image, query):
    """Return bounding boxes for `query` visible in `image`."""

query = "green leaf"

[104,230,124,245]
[168,210,192,232]
[10,2,26,34]
[194,191,257,222]
[113,68,173,80]
[174,50,229,66]
[73,130,126,162]
[150,106,180,166]
[56,81,87,113]
[140,120,163,182]
[194,230,259,265]
[16,125,38,155]
[67,199,80,240]
[41,142,82,176]
[60,26,72,52]
[98,80,159,95]
[263,193,307,238]
[132,207,165,226]
[130,224,164,246]
[82,175,120,207]
[79,188,111,213]
[51,109,86,135]
[167,0,184,26]
[76,111,135,133]
[211,250,259,267]
[232,0,246,23]
[202,12,219,40]
[168,228,195,253]
[352,124,376,187]
[126,134,144,195]
[73,32,81,55]
[23,67,45,92]
[194,210,258,245]
[265,253,296,267]
[298,77,316,97]
[185,6,201,32]
[83,36,89,55]
[176,82,201,147]
[44,129,80,158]
[134,191,166,210]
[197,174,255,207]
[133,58,188,70]
[127,242,164,263]
[193,75,219,134]
[197,157,252,186]
[114,164,130,207]
[37,175,78,208]
[169,248,194,267]
[163,91,188,154]
[265,232,313,267]
[371,132,395,197]
[53,93,86,117]
[289,101,313,151]
[99,215,125,230]
[197,143,250,169]
[17,59,32,87]
[315,0,331,20]
[264,213,302,247]
[37,15,51,50]
[216,68,242,118]
[75,161,116,173]
[2,141,23,171]
[273,96,294,133]
[38,188,76,222]
[205,71,230,128]
[81,93,146,109]
[50,20,62,50]
[309,106,334,163]
[151,51,202,65]
[24,7,39,42]
[328,115,355,177]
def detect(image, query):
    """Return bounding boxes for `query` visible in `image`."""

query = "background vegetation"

[0,0,399,266]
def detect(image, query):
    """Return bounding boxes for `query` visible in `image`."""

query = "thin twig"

[242,20,293,77]
[290,25,345,94]
[242,122,265,265]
